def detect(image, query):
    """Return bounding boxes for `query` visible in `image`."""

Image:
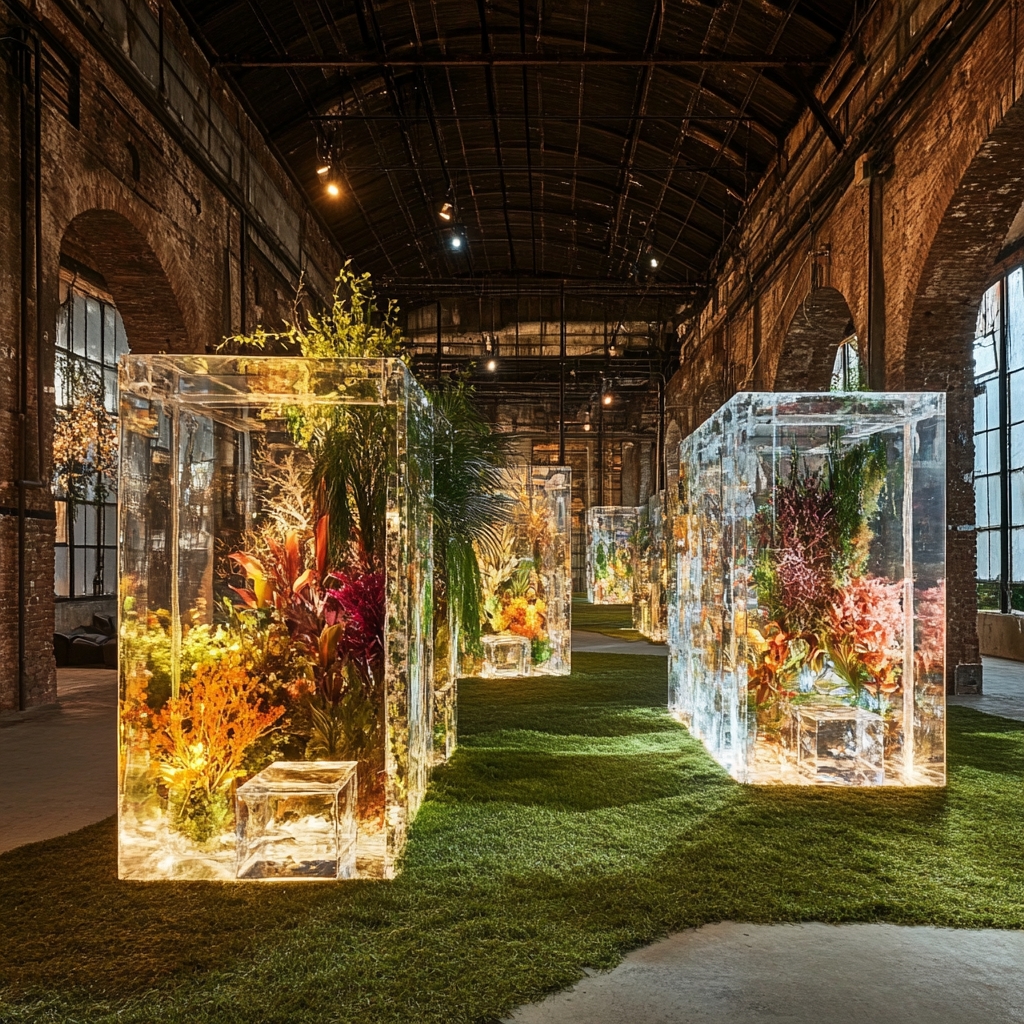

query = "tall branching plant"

[428,377,512,656]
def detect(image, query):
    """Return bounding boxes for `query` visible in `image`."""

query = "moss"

[1,652,1021,1023]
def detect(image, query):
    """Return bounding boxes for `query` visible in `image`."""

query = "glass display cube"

[668,392,946,787]
[586,506,638,604]
[648,492,668,642]
[466,465,572,678]
[236,761,358,879]
[790,704,884,785]
[481,633,532,677]
[118,356,434,880]
[631,504,652,634]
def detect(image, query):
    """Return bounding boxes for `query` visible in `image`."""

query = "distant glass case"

[631,504,652,634]
[465,465,572,678]
[586,506,638,604]
[117,356,434,880]
[648,492,668,642]
[668,392,946,787]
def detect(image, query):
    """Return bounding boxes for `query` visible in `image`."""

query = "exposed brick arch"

[903,98,1024,693]
[59,209,191,354]
[773,286,856,392]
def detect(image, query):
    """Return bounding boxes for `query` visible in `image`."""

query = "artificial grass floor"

[571,595,656,642]
[2,651,1023,1023]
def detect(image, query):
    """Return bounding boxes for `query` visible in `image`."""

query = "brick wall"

[0,0,344,713]
[666,0,1024,691]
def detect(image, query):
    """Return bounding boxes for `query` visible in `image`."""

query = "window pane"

[1012,422,1024,471]
[114,313,129,358]
[55,304,69,350]
[80,503,97,545]
[104,368,118,414]
[976,477,989,527]
[85,298,102,362]
[103,552,117,595]
[1008,268,1024,372]
[54,547,69,597]
[103,504,117,546]
[987,378,1000,429]
[74,547,86,597]
[988,429,1001,474]
[1013,527,1024,582]
[989,475,1002,528]
[974,390,986,435]
[55,502,68,544]
[72,295,86,355]
[1012,469,1024,528]
[1011,370,1024,425]
[103,305,116,366]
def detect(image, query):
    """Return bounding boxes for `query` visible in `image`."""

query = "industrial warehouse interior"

[1,1,1023,1022]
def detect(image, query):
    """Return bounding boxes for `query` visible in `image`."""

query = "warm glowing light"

[650,257,659,268]
[583,422,591,431]
[439,202,453,221]
[326,182,340,197]
[486,359,497,371]
[602,394,612,406]
[316,165,331,177]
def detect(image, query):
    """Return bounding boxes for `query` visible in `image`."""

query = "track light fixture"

[486,359,497,372]
[649,256,659,268]
[602,393,613,406]
[450,235,462,249]
[439,201,453,221]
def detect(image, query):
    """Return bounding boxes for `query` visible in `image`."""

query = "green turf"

[571,595,656,641]
[2,653,1022,1023]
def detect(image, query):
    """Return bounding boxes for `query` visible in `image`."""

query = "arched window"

[53,274,128,600]
[973,265,1024,611]
[830,334,865,391]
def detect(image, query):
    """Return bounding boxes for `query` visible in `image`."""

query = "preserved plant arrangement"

[586,506,637,604]
[466,466,572,678]
[118,271,436,880]
[633,492,668,641]
[668,392,946,787]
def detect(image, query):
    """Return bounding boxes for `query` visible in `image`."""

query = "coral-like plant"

[825,575,905,704]
[148,652,284,842]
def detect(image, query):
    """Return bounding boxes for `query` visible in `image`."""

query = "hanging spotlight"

[486,359,497,372]
[439,201,454,221]
[451,235,462,249]
[326,180,341,198]
[583,422,592,431]
[649,256,659,268]
[602,393,613,406]
[316,164,331,178]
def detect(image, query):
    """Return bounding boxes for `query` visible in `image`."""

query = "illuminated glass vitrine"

[668,392,946,787]
[118,356,434,880]
[466,465,572,677]
[631,504,652,634]
[586,506,637,604]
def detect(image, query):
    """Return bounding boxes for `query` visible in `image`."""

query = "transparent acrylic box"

[631,503,652,634]
[789,705,884,786]
[236,761,358,879]
[586,506,638,604]
[648,492,668,642]
[668,392,946,787]
[118,356,434,880]
[481,634,532,677]
[466,465,572,678]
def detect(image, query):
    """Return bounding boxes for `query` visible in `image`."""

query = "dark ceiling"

[177,0,856,292]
